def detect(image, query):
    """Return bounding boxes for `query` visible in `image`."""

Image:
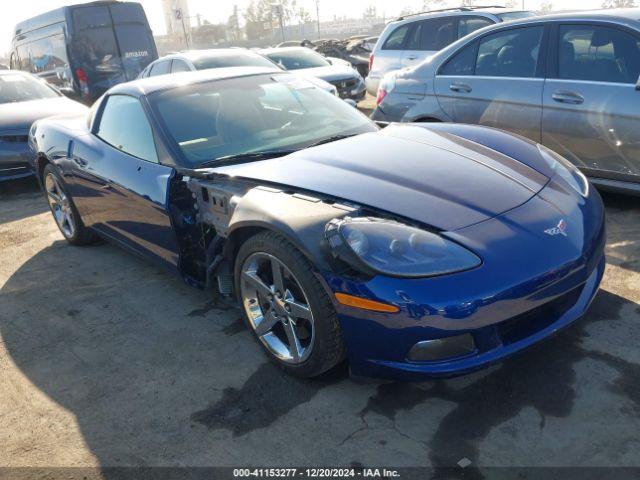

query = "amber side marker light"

[334,293,400,313]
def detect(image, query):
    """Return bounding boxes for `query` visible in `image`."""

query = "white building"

[161,0,191,35]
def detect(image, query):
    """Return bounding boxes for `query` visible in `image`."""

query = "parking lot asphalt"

[1,170,640,473]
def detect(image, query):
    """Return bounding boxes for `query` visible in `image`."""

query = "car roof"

[260,47,316,55]
[110,67,282,97]
[512,7,640,24]
[0,70,30,76]
[390,7,525,24]
[159,48,262,62]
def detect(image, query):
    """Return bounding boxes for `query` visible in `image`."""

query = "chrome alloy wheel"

[240,252,315,364]
[45,173,76,239]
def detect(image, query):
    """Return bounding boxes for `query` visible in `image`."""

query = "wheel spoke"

[242,270,273,298]
[283,320,302,361]
[47,191,61,204]
[287,299,312,321]
[64,210,75,235]
[271,259,285,293]
[254,311,279,336]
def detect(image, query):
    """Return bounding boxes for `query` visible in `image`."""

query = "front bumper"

[331,77,366,101]
[0,140,33,181]
[322,180,606,380]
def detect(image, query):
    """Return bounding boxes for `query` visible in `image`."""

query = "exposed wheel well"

[225,226,268,263]
[36,155,50,187]
[414,116,442,123]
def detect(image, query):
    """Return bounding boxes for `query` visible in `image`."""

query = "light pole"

[271,4,285,42]
[315,0,320,38]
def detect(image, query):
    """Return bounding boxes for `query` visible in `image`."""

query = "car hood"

[210,124,549,231]
[0,97,87,133]
[294,64,360,82]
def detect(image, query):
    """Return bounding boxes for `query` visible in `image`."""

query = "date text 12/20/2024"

[233,468,401,478]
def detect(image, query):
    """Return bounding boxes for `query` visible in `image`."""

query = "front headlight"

[325,217,481,278]
[537,144,589,196]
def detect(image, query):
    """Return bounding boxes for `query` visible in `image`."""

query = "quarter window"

[559,25,640,84]
[171,60,191,73]
[458,17,494,38]
[149,60,171,76]
[475,26,543,78]
[382,25,410,50]
[96,95,158,162]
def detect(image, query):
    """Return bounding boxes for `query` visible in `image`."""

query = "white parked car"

[139,48,339,96]
[366,6,535,96]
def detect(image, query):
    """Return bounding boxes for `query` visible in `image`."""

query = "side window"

[458,17,494,39]
[418,17,456,51]
[475,26,543,78]
[171,60,191,73]
[149,60,171,76]
[29,35,69,74]
[440,41,477,75]
[382,25,410,50]
[559,25,640,84]
[96,95,158,162]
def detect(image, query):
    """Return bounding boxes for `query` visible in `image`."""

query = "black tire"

[235,231,346,378]
[43,164,95,246]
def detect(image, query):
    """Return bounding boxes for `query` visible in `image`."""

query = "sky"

[0,0,611,56]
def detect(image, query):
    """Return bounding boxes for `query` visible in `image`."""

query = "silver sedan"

[373,9,640,194]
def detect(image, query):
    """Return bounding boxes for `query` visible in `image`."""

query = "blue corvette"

[29,67,605,380]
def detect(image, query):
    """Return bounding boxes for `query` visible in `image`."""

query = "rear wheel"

[43,164,95,246]
[235,231,346,377]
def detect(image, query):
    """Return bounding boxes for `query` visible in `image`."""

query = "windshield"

[149,73,376,167]
[265,50,330,70]
[497,11,537,21]
[193,53,278,70]
[0,74,59,104]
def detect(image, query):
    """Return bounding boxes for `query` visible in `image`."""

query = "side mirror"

[343,98,357,108]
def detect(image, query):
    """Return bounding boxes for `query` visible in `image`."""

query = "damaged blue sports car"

[29,67,605,380]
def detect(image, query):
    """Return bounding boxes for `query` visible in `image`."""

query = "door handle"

[73,157,88,167]
[552,91,584,104]
[450,82,472,93]
[100,184,113,191]
[406,55,418,60]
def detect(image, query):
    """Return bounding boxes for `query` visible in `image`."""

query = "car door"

[401,16,457,69]
[542,23,640,181]
[434,25,547,141]
[374,23,413,79]
[69,94,180,269]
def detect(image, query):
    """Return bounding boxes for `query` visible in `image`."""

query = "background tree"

[539,1,554,13]
[363,5,378,18]
[422,0,446,10]
[601,0,636,7]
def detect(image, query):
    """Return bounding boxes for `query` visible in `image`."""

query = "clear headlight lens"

[325,217,481,278]
[537,144,589,196]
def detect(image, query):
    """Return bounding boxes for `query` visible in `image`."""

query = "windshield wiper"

[305,133,359,149]
[198,149,297,168]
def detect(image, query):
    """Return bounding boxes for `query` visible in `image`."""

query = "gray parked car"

[260,47,366,101]
[365,6,535,96]
[373,9,640,194]
[0,71,87,181]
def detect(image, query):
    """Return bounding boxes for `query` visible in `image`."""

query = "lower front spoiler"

[346,255,605,381]
[0,165,34,182]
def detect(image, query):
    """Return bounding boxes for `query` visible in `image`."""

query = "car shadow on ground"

[1,191,639,474]
[600,191,640,275]
[0,177,47,224]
